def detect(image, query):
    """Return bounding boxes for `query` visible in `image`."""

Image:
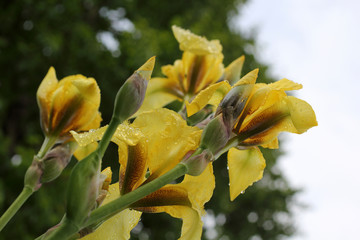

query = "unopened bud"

[216,84,253,128]
[199,114,230,155]
[113,57,155,122]
[182,149,214,176]
[41,144,73,183]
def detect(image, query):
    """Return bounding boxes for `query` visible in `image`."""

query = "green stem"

[37,135,57,159]
[40,219,80,240]
[0,186,33,231]
[0,135,57,232]
[96,117,121,159]
[214,136,240,159]
[85,163,188,227]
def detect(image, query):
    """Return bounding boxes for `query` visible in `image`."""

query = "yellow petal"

[234,85,286,133]
[224,56,245,85]
[80,112,102,132]
[134,164,215,240]
[228,147,266,201]
[37,67,58,108]
[178,164,215,214]
[70,123,143,147]
[269,78,302,91]
[43,74,101,136]
[81,183,142,240]
[136,56,156,82]
[261,138,279,149]
[172,26,222,55]
[101,167,112,191]
[161,164,215,239]
[73,142,98,160]
[136,77,181,116]
[186,81,231,116]
[233,69,258,86]
[119,139,148,194]
[285,96,318,133]
[240,96,317,147]
[37,67,59,133]
[132,109,202,180]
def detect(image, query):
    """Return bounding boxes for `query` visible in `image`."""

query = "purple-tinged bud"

[182,149,214,176]
[41,143,73,183]
[215,83,253,129]
[199,114,231,155]
[113,57,155,122]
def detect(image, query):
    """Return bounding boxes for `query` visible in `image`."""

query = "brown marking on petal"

[131,185,191,210]
[237,105,289,142]
[194,55,223,93]
[51,96,83,136]
[120,141,148,195]
[186,55,204,94]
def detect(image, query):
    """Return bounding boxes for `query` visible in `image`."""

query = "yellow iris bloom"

[137,26,225,115]
[37,67,101,139]
[74,109,215,240]
[189,68,317,200]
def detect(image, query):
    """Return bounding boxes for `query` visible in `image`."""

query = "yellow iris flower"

[37,67,101,139]
[190,68,317,200]
[137,26,226,115]
[74,109,215,240]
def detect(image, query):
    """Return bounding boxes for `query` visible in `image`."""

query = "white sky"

[235,0,360,239]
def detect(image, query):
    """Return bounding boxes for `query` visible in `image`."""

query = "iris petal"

[172,26,222,55]
[132,109,202,180]
[228,147,265,201]
[136,77,181,116]
[186,81,231,116]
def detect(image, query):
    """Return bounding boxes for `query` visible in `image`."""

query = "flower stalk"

[41,163,188,240]
[0,186,33,231]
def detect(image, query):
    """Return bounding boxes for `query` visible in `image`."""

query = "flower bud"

[41,143,74,183]
[113,57,155,122]
[37,67,101,139]
[199,114,230,155]
[182,149,214,176]
[216,83,253,129]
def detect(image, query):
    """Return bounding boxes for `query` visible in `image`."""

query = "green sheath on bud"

[41,143,74,183]
[199,114,230,155]
[113,57,155,122]
[65,152,101,226]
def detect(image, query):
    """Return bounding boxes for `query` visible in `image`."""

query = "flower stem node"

[37,67,101,139]
[113,57,155,122]
[24,158,43,192]
[182,149,214,176]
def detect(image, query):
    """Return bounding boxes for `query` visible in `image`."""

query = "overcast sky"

[235,0,360,239]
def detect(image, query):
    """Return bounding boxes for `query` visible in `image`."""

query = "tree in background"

[0,0,298,239]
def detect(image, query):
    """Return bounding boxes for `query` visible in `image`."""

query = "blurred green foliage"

[0,0,299,239]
